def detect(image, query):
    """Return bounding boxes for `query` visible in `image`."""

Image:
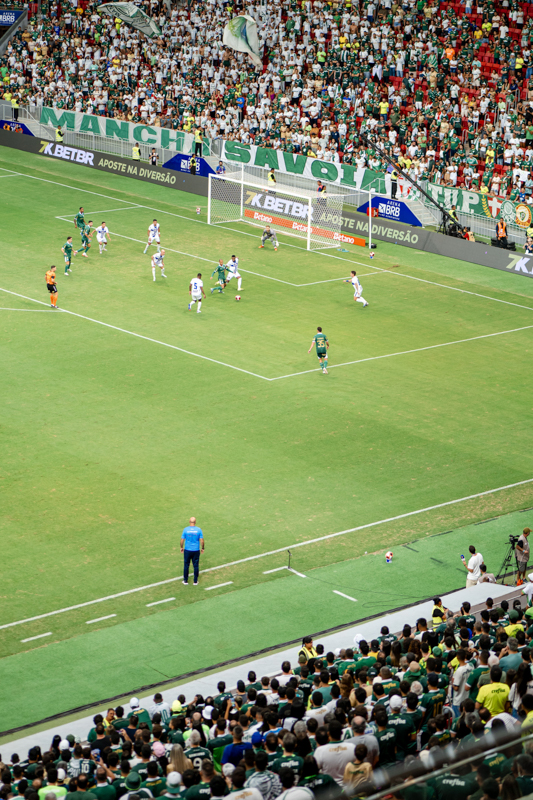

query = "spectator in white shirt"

[462,545,484,587]
[452,648,471,716]
[314,721,356,785]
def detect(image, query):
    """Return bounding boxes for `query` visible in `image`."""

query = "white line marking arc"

[20,632,52,643]
[1,476,532,630]
[333,590,358,602]
[205,582,233,591]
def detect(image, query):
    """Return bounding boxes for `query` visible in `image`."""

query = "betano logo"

[243,209,365,247]
[39,141,94,165]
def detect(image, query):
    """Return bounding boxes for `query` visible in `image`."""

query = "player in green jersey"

[74,207,85,231]
[210,259,227,293]
[308,326,329,374]
[76,221,93,258]
[61,236,75,274]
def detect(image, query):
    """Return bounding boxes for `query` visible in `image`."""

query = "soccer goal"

[207,170,345,251]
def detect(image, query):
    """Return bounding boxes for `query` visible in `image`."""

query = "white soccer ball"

[385,551,393,563]
[235,295,241,301]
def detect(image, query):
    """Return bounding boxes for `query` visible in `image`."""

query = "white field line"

[333,590,358,602]
[20,632,52,643]
[1,476,533,631]
[85,614,116,625]
[0,287,271,381]
[0,308,61,312]
[287,568,307,578]
[263,566,288,574]
[55,206,141,217]
[270,324,533,380]
[205,582,234,591]
[0,167,20,174]
[0,174,21,179]
[6,167,532,306]
[146,597,175,607]
[1,287,531,383]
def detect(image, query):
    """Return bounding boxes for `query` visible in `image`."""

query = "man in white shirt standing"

[461,545,483,588]
[314,721,355,785]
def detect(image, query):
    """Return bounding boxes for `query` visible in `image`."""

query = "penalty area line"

[1,476,533,630]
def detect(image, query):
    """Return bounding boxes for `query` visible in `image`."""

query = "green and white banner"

[221,140,380,191]
[39,107,209,154]
[427,183,533,228]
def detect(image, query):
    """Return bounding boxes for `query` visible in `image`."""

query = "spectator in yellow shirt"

[476,666,511,716]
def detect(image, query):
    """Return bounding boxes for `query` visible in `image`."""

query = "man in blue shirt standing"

[181,516,204,586]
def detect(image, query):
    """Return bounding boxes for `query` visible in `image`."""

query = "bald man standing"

[181,516,204,586]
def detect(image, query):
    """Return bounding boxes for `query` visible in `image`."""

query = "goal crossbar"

[207,173,346,251]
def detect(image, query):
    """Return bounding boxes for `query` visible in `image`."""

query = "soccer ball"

[235,295,241,301]
[385,551,393,563]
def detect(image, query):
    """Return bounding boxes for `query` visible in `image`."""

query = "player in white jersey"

[95,222,111,254]
[188,273,206,313]
[151,249,166,281]
[225,254,242,291]
[144,219,161,253]
[344,270,369,307]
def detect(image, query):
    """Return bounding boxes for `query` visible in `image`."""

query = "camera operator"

[516,528,531,583]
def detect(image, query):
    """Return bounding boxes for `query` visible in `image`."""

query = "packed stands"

[5,590,533,800]
[4,0,533,202]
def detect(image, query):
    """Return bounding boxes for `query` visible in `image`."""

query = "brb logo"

[39,141,95,165]
[378,200,401,219]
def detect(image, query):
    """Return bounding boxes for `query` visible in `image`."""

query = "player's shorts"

[316,349,327,358]
[191,292,202,301]
[217,278,226,286]
[226,272,240,281]
[47,283,57,294]
[148,235,160,244]
[64,255,71,263]
[81,237,90,246]
[97,237,107,244]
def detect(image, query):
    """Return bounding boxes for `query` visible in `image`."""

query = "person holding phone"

[461,545,484,588]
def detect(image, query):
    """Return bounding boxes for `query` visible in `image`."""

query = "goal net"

[207,171,345,251]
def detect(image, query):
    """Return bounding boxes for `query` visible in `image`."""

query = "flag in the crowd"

[223,15,262,69]
[97,2,161,38]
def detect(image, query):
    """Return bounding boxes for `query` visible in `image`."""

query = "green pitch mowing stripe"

[1,147,533,702]
[0,510,529,733]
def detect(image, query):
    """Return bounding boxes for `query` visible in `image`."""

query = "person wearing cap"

[181,517,204,586]
[149,694,171,726]
[158,772,182,800]
[120,772,153,800]
[461,545,484,588]
[38,769,67,800]
[387,695,416,759]
[297,637,317,664]
[128,699,152,730]
[516,528,531,583]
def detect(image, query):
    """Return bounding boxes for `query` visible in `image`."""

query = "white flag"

[97,2,161,38]
[223,15,262,69]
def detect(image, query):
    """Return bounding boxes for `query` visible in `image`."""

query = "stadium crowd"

[5,594,533,800]
[4,0,533,201]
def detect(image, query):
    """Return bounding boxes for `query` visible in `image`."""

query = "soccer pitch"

[1,146,533,722]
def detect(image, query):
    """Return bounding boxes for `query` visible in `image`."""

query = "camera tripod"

[496,541,517,584]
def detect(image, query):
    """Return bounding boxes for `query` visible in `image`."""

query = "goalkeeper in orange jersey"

[46,266,58,308]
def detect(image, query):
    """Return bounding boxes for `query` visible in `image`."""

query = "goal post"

[207,172,345,251]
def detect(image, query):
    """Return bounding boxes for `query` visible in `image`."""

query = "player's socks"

[143,245,148,254]
[161,270,166,278]
[152,267,156,281]
[356,297,367,305]
[323,359,328,370]
[197,301,202,312]
[237,280,242,290]
[157,245,161,252]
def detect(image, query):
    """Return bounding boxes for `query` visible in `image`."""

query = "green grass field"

[1,145,533,729]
